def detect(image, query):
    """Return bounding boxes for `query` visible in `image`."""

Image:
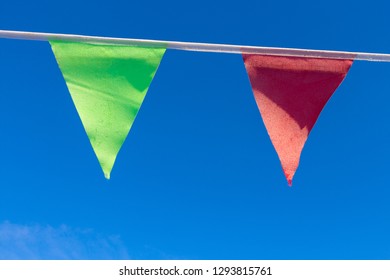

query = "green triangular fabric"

[50,41,165,179]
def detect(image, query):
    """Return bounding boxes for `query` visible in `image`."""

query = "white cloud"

[0,221,129,259]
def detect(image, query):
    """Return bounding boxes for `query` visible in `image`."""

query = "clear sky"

[0,0,389,259]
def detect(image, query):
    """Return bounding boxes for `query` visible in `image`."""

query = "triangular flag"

[50,41,165,179]
[243,54,353,185]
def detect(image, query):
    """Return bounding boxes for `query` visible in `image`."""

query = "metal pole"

[1,30,390,61]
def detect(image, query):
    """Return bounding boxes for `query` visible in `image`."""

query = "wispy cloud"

[0,221,130,259]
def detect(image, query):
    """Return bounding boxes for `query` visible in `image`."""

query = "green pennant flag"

[50,41,165,179]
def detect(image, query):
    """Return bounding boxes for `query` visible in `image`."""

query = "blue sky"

[0,0,389,259]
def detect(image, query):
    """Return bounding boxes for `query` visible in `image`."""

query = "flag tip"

[284,170,294,186]
[104,172,111,180]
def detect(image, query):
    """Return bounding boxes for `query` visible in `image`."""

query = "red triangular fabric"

[242,54,353,186]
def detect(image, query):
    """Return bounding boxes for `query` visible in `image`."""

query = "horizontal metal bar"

[1,30,390,61]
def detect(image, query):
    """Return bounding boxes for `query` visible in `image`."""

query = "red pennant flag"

[243,54,353,186]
